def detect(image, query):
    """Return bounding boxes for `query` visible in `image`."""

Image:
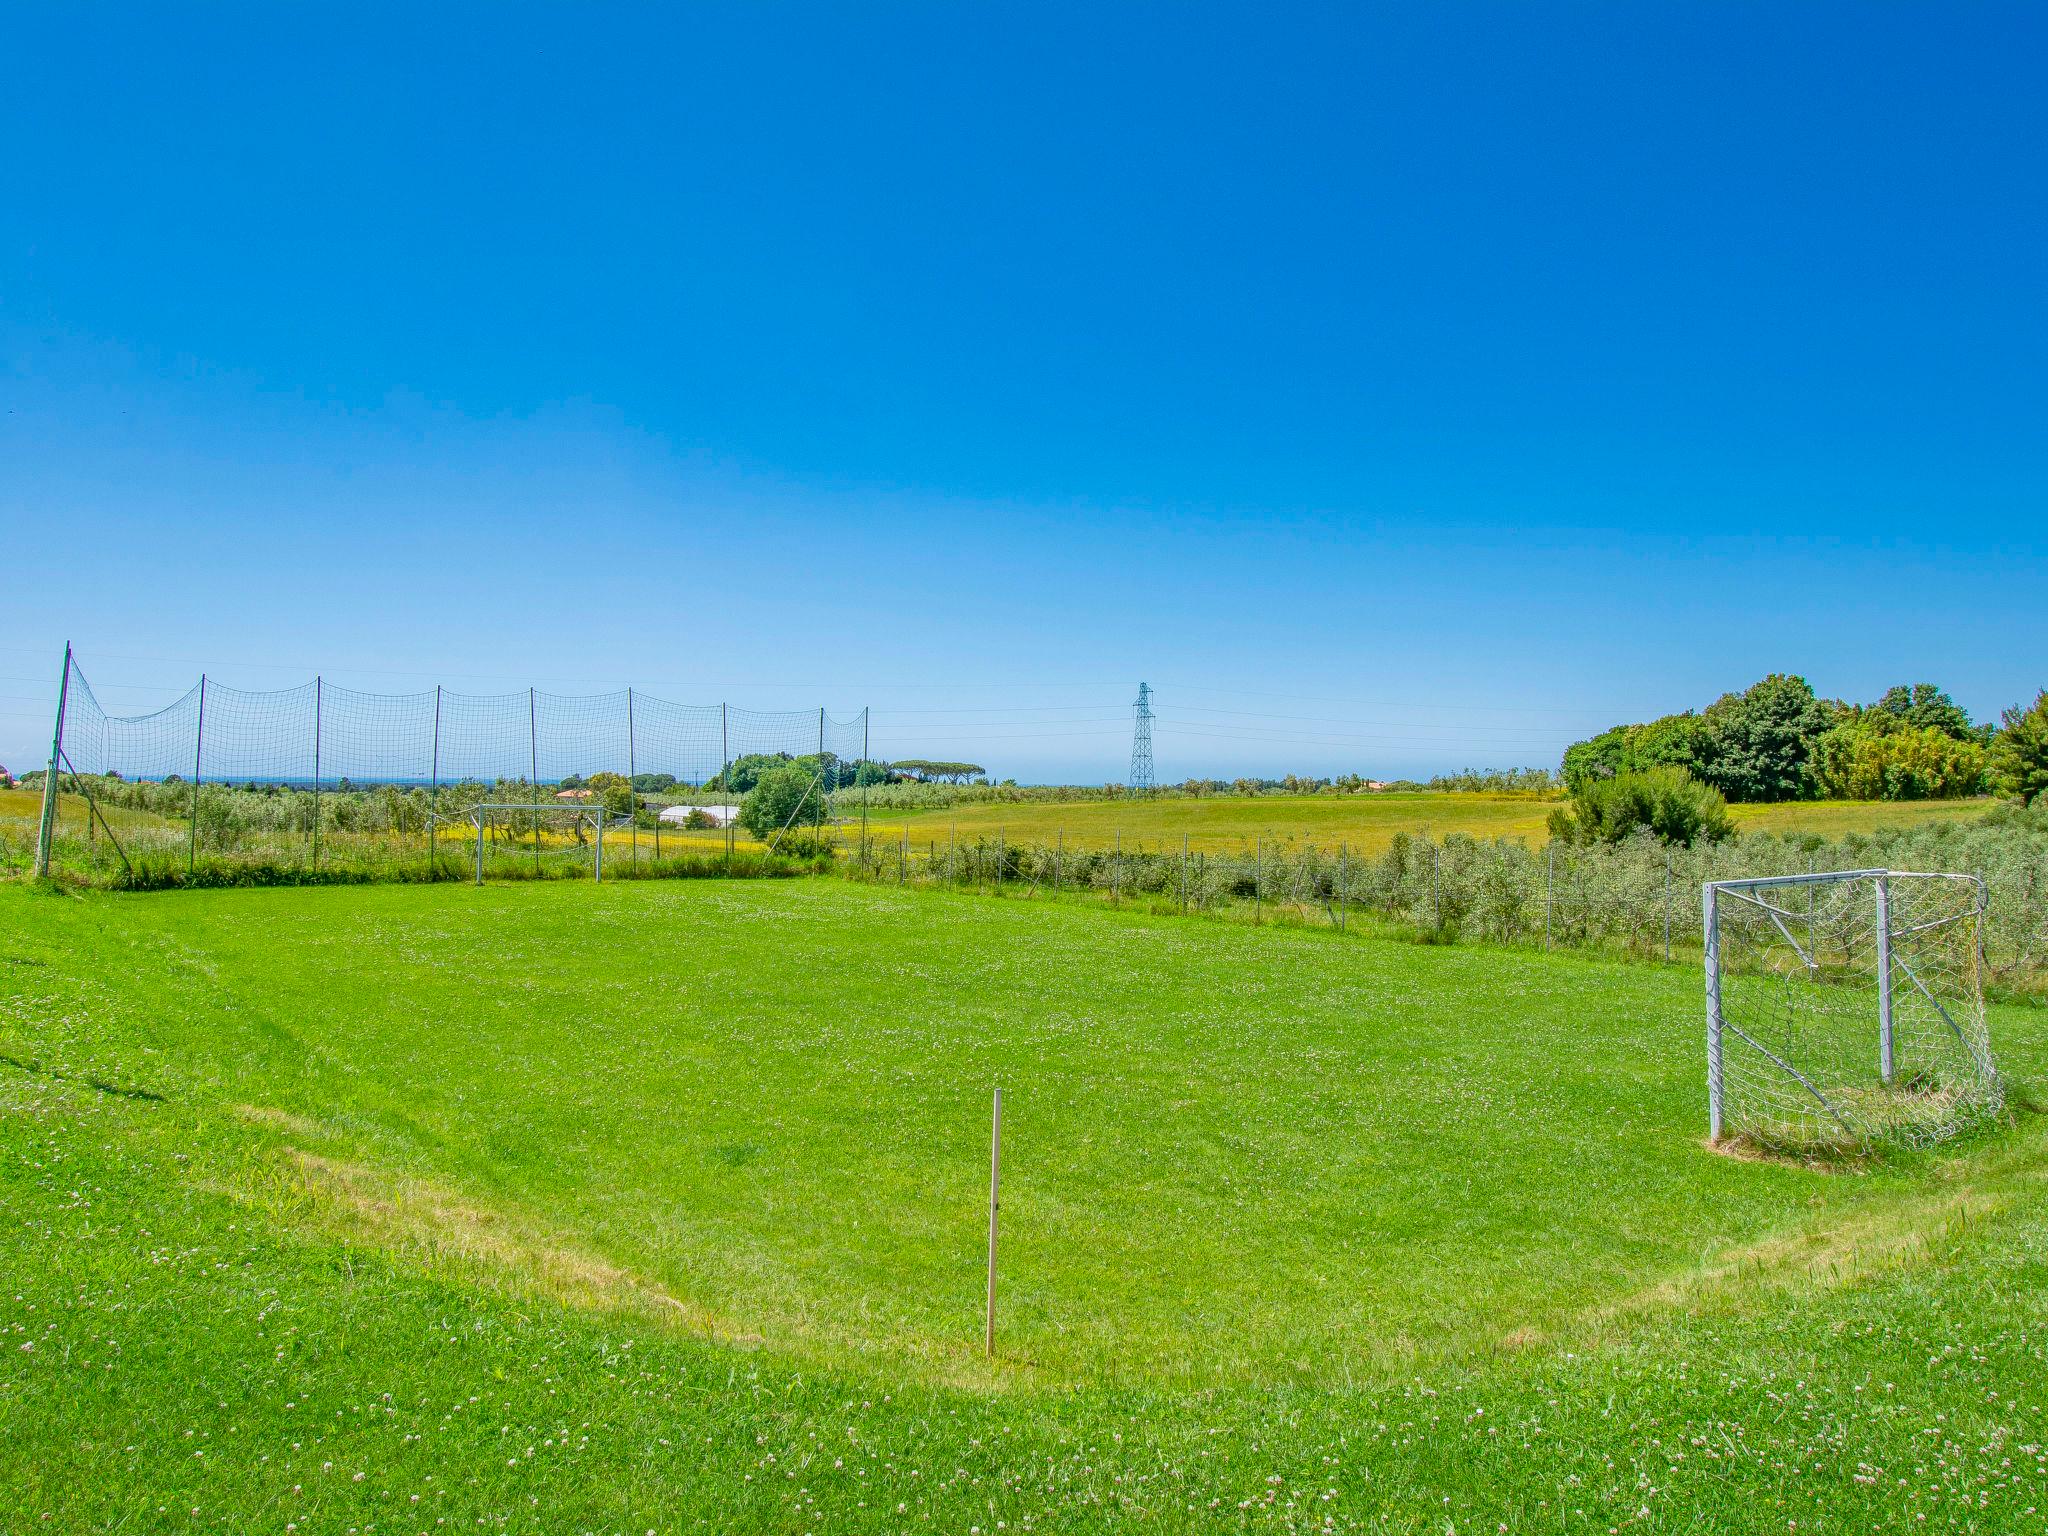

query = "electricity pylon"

[1128,682,1155,793]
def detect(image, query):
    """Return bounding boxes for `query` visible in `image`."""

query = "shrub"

[1549,766,1732,846]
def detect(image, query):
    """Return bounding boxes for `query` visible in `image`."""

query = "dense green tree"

[712,752,857,795]
[887,760,984,784]
[737,762,821,841]
[1692,674,1831,803]
[1560,713,1703,791]
[1991,690,2048,806]
[1872,683,1978,741]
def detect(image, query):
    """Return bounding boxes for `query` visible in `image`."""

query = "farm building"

[658,803,740,826]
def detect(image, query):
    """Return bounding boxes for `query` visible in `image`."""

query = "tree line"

[1564,677,2047,806]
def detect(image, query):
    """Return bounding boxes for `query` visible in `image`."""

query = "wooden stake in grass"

[985,1084,1002,1359]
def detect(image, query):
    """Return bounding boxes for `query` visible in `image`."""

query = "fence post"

[188,674,207,876]
[1253,838,1261,925]
[528,687,540,876]
[1704,881,1724,1140]
[311,676,323,869]
[899,826,907,885]
[995,830,1004,895]
[1430,842,1440,932]
[475,810,485,885]
[627,687,638,871]
[33,644,72,878]
[1180,833,1188,914]
[1338,843,1348,932]
[1876,874,1895,1083]
[860,707,870,876]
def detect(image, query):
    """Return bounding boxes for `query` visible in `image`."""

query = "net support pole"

[817,706,826,840]
[311,677,323,869]
[721,702,731,872]
[34,643,71,877]
[860,707,870,874]
[626,687,638,870]
[430,685,442,867]
[1704,881,1724,1141]
[1876,874,1895,1083]
[528,688,540,875]
[188,674,207,876]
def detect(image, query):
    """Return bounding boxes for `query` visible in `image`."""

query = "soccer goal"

[458,802,612,884]
[1704,869,2000,1154]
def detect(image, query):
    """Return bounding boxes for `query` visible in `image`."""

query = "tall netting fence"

[26,650,870,883]
[1705,870,2000,1154]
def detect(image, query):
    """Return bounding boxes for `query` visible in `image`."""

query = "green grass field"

[3,876,2045,1531]
[863,790,1997,853]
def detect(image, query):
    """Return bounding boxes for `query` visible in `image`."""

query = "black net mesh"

[29,654,871,880]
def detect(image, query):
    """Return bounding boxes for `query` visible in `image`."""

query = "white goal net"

[1705,869,2000,1154]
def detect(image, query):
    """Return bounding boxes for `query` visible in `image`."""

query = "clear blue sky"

[5,3,2043,782]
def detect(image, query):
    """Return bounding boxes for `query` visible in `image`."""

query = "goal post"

[1704,868,2000,1153]
[459,802,611,884]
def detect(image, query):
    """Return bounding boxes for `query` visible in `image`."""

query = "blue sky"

[5,3,2043,782]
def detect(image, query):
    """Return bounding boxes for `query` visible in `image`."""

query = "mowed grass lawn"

[862,790,1997,854]
[3,877,2046,1532]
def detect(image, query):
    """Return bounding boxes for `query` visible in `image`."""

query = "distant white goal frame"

[459,802,614,884]
[1703,868,1999,1149]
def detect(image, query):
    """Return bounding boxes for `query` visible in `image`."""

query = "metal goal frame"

[459,802,613,884]
[1704,868,1998,1150]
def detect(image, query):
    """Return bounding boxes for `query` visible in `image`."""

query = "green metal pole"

[33,644,72,878]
